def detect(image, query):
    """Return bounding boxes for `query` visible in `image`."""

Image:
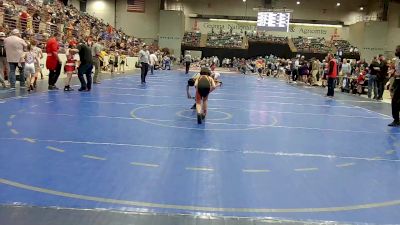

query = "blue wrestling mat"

[0,70,399,224]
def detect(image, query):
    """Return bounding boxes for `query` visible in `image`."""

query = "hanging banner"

[189,19,348,40]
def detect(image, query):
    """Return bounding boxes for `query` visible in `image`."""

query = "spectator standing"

[149,51,158,75]
[138,44,150,84]
[108,51,116,75]
[4,29,27,89]
[326,53,338,97]
[368,57,380,99]
[389,46,400,127]
[377,54,388,100]
[31,40,43,88]
[340,59,351,85]
[292,57,300,82]
[46,32,61,90]
[113,51,119,74]
[91,38,103,84]
[119,53,127,73]
[0,32,8,88]
[311,58,320,85]
[184,51,192,74]
[19,11,29,31]
[75,40,93,91]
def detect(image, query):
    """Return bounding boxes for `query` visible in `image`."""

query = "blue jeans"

[9,62,25,88]
[368,75,378,99]
[150,65,154,75]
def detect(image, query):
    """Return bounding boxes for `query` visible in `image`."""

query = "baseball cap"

[11,29,20,35]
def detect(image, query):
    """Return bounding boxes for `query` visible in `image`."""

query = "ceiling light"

[360,6,364,11]
[296,1,300,5]
[336,2,341,6]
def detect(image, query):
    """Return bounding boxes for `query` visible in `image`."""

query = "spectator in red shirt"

[326,53,338,97]
[46,32,61,90]
[107,25,113,34]
[19,11,29,31]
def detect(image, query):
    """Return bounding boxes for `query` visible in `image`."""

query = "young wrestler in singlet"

[194,67,216,124]
[20,44,38,92]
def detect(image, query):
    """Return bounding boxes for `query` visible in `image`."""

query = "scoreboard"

[257,11,291,32]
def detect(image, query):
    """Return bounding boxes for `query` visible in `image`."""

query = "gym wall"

[79,0,161,40]
[387,2,400,56]
[169,0,367,25]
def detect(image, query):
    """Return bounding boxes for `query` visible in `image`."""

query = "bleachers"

[182,32,201,47]
[206,32,243,49]
[292,37,331,53]
[181,31,360,57]
[333,39,358,54]
[0,0,144,56]
[247,33,288,44]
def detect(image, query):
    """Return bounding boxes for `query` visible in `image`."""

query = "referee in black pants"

[74,40,94,92]
[389,45,400,127]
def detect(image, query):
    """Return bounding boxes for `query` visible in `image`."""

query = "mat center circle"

[176,109,232,121]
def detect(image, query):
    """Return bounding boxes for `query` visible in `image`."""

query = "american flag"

[127,0,145,13]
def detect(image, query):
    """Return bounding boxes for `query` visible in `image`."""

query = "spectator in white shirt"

[138,44,150,84]
[4,29,27,89]
[149,51,158,75]
[340,58,351,85]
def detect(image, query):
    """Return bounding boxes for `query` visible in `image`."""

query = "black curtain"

[248,42,292,59]
[182,44,360,61]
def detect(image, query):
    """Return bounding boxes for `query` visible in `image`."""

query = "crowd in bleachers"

[206,32,243,48]
[0,0,144,56]
[182,31,359,56]
[292,37,331,53]
[292,37,360,55]
[0,0,182,92]
[333,39,359,55]
[182,31,201,47]
[247,32,288,44]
